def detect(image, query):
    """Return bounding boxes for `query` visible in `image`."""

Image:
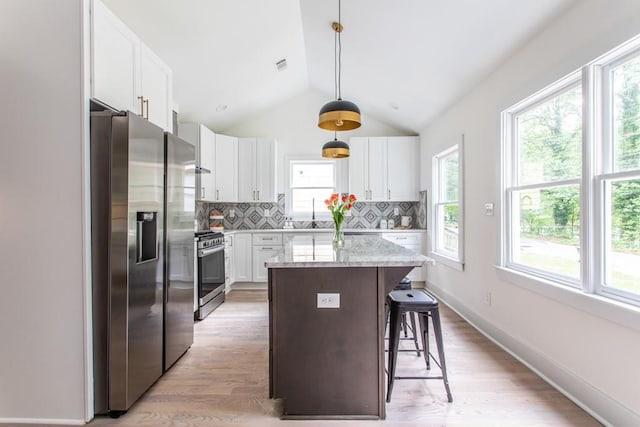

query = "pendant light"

[322,132,350,158]
[318,0,361,132]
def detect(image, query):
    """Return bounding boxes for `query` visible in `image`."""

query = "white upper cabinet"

[179,123,215,201]
[139,43,172,131]
[238,138,257,202]
[91,0,173,131]
[348,138,368,199]
[387,137,418,201]
[214,134,238,202]
[238,138,277,202]
[368,137,388,201]
[349,136,418,201]
[91,0,139,113]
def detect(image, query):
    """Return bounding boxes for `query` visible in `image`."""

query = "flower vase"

[333,220,345,247]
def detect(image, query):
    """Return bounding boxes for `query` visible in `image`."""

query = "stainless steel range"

[195,231,226,319]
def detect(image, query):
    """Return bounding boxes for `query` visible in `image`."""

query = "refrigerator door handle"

[136,221,143,262]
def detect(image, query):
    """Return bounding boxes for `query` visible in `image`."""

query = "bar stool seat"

[386,289,453,403]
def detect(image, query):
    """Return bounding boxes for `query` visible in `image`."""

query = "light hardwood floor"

[43,290,603,426]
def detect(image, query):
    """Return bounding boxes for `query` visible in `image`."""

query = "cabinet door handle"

[261,247,273,250]
[388,189,391,200]
[263,237,274,241]
[201,188,205,199]
[257,190,260,200]
[144,99,149,120]
[253,190,256,200]
[138,95,145,116]
[216,189,220,200]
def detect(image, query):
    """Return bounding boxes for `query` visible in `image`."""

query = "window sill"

[429,252,464,271]
[496,266,640,333]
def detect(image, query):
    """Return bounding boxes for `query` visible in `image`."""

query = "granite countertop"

[265,235,434,269]
[220,228,426,235]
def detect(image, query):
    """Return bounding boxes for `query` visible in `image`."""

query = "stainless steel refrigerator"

[90,109,194,417]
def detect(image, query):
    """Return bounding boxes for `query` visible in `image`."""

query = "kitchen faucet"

[311,198,318,228]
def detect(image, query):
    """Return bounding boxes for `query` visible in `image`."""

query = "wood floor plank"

[23,290,601,427]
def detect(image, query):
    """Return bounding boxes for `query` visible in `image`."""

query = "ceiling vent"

[275,58,287,72]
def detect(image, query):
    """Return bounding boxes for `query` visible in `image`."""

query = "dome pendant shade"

[318,99,361,131]
[322,137,350,158]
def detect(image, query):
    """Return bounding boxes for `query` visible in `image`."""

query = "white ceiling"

[103,0,575,133]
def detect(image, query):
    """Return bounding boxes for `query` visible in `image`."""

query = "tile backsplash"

[196,194,421,231]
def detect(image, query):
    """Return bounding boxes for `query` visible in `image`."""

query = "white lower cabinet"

[253,246,281,282]
[252,233,283,282]
[233,234,252,282]
[224,234,234,293]
[381,232,426,282]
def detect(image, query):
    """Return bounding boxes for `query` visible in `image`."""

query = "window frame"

[286,158,338,220]
[503,73,583,287]
[501,35,640,310]
[430,136,465,271]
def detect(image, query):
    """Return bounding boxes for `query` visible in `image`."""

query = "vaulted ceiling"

[103,0,575,134]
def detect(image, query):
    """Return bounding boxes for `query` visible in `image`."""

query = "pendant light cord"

[334,22,338,100]
[337,0,342,100]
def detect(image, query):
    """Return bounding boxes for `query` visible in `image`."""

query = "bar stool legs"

[386,303,402,401]
[386,290,453,404]
[418,307,453,402]
[407,312,421,356]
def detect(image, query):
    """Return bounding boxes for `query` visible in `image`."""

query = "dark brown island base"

[266,235,433,420]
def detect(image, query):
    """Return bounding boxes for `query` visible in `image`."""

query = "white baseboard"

[231,282,267,291]
[426,280,640,427]
[0,418,85,425]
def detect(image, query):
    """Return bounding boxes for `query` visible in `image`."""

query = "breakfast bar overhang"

[266,235,434,419]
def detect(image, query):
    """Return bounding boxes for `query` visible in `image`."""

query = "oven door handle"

[198,245,224,257]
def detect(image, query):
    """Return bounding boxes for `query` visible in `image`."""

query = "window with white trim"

[503,35,640,306]
[288,160,336,219]
[432,138,464,270]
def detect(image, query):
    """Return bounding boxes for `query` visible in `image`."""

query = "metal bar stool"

[386,289,453,403]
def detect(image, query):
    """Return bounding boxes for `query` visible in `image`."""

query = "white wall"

[0,0,89,423]
[419,0,640,425]
[224,88,413,193]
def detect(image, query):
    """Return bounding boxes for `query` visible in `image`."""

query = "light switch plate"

[484,203,494,216]
[317,293,340,308]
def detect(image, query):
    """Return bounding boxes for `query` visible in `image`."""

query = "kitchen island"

[266,234,433,419]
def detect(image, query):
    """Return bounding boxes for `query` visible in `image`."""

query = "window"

[288,160,337,219]
[432,138,464,270]
[503,35,640,307]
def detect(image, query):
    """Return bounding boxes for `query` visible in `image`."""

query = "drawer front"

[381,233,421,246]
[252,233,283,245]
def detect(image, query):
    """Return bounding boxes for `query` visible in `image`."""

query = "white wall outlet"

[484,203,494,216]
[484,291,492,306]
[394,207,399,215]
[264,208,270,217]
[229,209,235,218]
[317,293,340,309]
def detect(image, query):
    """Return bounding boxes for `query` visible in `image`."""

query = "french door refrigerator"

[90,109,194,417]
